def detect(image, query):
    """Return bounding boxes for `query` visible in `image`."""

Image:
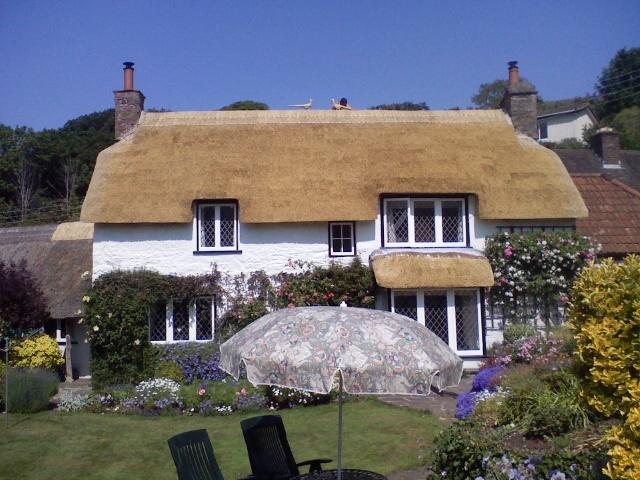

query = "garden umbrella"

[220,306,463,479]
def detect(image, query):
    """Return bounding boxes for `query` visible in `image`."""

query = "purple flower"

[455,391,477,419]
[472,365,504,392]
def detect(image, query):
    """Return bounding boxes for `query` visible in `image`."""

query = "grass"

[0,399,443,480]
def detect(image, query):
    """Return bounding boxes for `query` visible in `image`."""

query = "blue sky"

[1,0,639,130]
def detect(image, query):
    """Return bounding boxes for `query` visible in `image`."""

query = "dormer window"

[196,202,238,251]
[383,197,466,247]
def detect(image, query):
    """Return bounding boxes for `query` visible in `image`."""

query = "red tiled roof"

[572,174,640,256]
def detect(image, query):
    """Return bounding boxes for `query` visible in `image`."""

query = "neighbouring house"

[537,104,598,144]
[0,222,93,377]
[554,128,640,257]
[78,62,587,368]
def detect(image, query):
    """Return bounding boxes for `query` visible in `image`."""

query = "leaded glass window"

[197,203,238,250]
[196,298,213,340]
[384,198,466,246]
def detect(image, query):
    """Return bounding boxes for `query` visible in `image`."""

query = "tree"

[220,100,269,111]
[0,260,50,337]
[369,101,429,111]
[471,79,508,109]
[612,106,640,150]
[596,47,640,120]
[472,79,544,109]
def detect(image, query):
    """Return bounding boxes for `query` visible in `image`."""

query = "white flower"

[108,312,113,318]
[134,339,140,346]
[76,309,82,315]
[93,325,99,332]
[78,318,84,324]
[81,271,91,279]
[82,295,91,303]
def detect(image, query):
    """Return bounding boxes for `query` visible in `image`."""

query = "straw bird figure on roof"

[289,98,313,109]
[331,98,352,110]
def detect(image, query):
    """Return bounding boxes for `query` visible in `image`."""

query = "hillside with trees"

[0,109,116,225]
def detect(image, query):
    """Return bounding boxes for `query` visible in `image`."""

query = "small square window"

[329,222,356,256]
[197,202,238,251]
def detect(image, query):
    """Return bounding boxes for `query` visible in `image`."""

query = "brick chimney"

[114,62,145,140]
[591,127,622,168]
[501,61,538,139]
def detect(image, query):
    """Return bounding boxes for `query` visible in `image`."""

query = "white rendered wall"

[539,111,595,143]
[93,199,575,279]
[94,220,380,279]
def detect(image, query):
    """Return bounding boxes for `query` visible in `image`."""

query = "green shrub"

[0,368,59,413]
[275,257,375,308]
[57,391,89,412]
[155,361,184,383]
[428,420,504,480]
[502,324,537,344]
[570,255,640,480]
[11,334,64,370]
[85,269,219,389]
[499,366,592,437]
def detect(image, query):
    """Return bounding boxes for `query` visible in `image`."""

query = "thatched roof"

[370,249,495,289]
[0,223,93,319]
[81,109,587,223]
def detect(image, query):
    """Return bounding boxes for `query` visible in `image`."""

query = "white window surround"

[383,197,467,247]
[196,202,238,251]
[390,288,483,356]
[149,298,216,344]
[329,222,356,256]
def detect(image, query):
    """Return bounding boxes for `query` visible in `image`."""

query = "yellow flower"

[93,325,99,332]
[82,295,91,303]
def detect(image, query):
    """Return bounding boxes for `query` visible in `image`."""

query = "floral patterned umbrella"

[220,306,463,477]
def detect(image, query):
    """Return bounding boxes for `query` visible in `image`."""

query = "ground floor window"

[390,289,483,356]
[149,297,216,343]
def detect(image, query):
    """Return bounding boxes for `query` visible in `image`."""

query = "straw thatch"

[81,109,587,223]
[370,249,495,289]
[0,224,92,318]
[51,221,94,241]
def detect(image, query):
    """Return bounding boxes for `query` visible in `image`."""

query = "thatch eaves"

[81,109,587,224]
[0,223,92,319]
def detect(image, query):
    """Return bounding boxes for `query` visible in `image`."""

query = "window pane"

[149,301,166,341]
[454,290,480,351]
[196,298,213,340]
[219,205,235,247]
[442,201,463,243]
[200,206,216,247]
[173,300,190,341]
[414,201,436,243]
[393,292,417,320]
[424,292,448,344]
[342,238,352,253]
[331,224,342,239]
[332,238,343,253]
[386,200,409,243]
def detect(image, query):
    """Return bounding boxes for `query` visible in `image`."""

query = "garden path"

[382,375,474,480]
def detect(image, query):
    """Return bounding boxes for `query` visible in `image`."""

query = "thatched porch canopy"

[370,249,495,289]
[81,109,587,224]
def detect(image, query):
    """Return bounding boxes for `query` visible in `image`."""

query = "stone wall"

[114,90,145,139]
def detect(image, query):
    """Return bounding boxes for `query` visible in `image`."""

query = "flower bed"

[431,329,608,480]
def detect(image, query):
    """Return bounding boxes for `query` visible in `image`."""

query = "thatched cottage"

[80,62,587,367]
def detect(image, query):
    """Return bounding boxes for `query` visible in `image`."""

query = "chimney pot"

[123,61,135,90]
[508,61,520,86]
[114,61,144,139]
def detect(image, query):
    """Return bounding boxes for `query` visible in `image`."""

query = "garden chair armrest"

[296,458,333,473]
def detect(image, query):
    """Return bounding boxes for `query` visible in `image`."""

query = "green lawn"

[0,399,443,480]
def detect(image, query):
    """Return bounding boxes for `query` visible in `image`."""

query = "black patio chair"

[167,429,225,480]
[241,415,332,480]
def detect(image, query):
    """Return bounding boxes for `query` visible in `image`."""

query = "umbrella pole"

[337,373,343,480]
